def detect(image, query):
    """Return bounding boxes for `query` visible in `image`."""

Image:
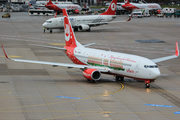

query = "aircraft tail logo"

[65,24,70,42]
[100,0,117,15]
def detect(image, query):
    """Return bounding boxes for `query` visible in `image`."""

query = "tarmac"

[0,12,180,120]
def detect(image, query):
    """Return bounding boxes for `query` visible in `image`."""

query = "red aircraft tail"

[100,0,117,15]
[63,8,77,47]
[46,0,53,5]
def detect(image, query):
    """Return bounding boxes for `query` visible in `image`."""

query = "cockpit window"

[46,21,52,23]
[144,65,158,68]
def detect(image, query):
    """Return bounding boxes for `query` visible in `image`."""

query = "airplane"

[1,8,179,88]
[42,0,132,33]
[45,0,82,14]
[121,0,161,13]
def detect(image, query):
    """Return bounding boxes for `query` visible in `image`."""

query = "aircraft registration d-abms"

[43,0,132,33]
[2,8,179,88]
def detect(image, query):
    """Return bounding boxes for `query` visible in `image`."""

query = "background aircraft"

[43,0,132,33]
[122,0,161,13]
[2,8,179,88]
[45,0,82,14]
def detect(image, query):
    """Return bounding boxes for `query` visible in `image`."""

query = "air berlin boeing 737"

[122,0,161,12]
[1,8,179,88]
[43,0,132,33]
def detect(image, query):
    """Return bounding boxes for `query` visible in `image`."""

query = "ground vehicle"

[129,12,143,18]
[29,9,54,16]
[162,7,176,14]
[174,10,180,17]
[157,13,164,17]
[2,13,10,18]
[165,13,172,18]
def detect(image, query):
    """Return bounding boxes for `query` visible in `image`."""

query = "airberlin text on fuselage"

[148,5,158,8]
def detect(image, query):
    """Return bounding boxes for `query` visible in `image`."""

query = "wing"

[74,15,132,27]
[151,42,179,63]
[1,45,108,72]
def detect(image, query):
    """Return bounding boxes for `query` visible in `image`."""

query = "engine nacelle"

[83,69,101,81]
[79,24,90,30]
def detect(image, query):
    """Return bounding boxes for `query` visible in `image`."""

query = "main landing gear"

[115,76,124,81]
[50,29,52,33]
[145,80,151,88]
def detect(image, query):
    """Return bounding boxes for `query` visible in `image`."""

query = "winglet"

[175,41,179,56]
[1,45,10,59]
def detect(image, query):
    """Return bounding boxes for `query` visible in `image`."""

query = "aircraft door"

[135,62,140,76]
[55,20,58,26]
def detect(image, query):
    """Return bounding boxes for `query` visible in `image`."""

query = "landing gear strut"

[145,80,151,88]
[50,29,52,33]
[115,76,124,81]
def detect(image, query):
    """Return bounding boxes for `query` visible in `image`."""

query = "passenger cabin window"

[144,65,158,68]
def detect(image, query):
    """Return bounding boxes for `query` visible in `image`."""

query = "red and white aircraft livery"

[1,8,179,88]
[45,0,81,14]
[43,0,131,33]
[122,0,161,12]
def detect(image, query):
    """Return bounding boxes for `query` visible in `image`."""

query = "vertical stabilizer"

[63,8,83,47]
[46,0,53,5]
[100,0,117,15]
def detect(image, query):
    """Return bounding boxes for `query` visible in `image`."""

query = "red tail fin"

[46,0,53,5]
[28,2,32,7]
[124,0,130,4]
[63,9,77,47]
[100,0,117,15]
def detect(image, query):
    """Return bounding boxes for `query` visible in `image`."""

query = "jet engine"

[83,69,101,81]
[79,24,90,31]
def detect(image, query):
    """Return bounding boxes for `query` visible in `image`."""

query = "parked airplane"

[43,0,131,33]
[121,0,161,13]
[1,8,179,88]
[45,0,81,14]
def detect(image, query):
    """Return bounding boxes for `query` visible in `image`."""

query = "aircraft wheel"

[115,76,124,81]
[145,83,150,88]
[50,30,52,33]
[74,28,78,31]
[115,76,120,81]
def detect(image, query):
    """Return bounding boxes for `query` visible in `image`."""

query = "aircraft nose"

[42,22,46,27]
[152,69,161,79]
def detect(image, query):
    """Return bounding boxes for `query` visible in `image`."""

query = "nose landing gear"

[145,80,151,88]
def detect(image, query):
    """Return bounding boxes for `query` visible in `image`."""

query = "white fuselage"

[42,15,116,29]
[132,3,161,10]
[56,4,82,11]
[121,2,161,11]
[70,46,160,80]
